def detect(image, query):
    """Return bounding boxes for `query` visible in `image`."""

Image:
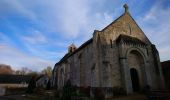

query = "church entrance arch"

[127,50,145,92]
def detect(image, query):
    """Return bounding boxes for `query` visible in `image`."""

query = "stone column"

[120,58,133,94]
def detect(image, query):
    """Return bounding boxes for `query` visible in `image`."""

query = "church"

[52,4,165,96]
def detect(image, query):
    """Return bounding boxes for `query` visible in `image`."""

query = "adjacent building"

[161,60,170,90]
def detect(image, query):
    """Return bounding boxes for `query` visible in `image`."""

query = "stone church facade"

[52,4,165,95]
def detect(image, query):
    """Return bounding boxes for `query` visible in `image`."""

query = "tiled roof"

[161,60,170,69]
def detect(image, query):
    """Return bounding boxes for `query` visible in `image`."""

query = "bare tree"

[41,66,52,78]
[15,67,37,75]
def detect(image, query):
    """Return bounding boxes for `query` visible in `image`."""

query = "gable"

[100,5,151,44]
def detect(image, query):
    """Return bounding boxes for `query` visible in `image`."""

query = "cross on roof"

[123,4,129,13]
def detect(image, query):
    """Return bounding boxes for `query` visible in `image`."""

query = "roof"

[56,38,93,65]
[116,34,146,46]
[36,74,49,81]
[101,13,125,32]
[0,74,32,84]
[161,60,170,69]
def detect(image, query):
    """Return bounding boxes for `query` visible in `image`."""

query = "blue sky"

[0,0,170,71]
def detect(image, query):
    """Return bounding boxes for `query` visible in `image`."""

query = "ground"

[1,94,59,100]
[1,94,147,100]
[111,94,148,100]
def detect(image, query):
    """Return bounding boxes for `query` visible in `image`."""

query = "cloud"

[22,30,47,44]
[0,0,116,69]
[1,0,115,39]
[0,0,169,72]
[159,46,170,61]
[18,29,69,60]
[0,0,36,19]
[0,31,56,71]
[138,1,170,61]
[0,44,55,71]
[0,32,10,43]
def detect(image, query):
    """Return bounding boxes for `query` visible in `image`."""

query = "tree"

[0,64,13,74]
[27,71,39,77]
[15,67,29,75]
[20,67,31,75]
[41,66,52,78]
[15,67,38,76]
[26,76,36,93]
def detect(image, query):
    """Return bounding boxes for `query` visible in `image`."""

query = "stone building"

[161,60,170,90]
[52,4,165,95]
[36,75,49,89]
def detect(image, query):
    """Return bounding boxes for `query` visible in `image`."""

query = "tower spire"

[123,4,129,13]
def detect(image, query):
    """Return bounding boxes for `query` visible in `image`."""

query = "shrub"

[26,76,36,94]
[94,88,105,100]
[112,87,126,96]
[61,80,75,100]
[78,86,90,97]
[61,80,91,100]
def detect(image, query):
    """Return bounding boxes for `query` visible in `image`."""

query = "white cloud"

[2,0,114,39]
[138,1,170,61]
[0,0,116,43]
[18,29,69,59]
[1,0,169,72]
[22,30,47,44]
[0,44,55,71]
[159,46,170,61]
[0,0,36,19]
[0,32,10,43]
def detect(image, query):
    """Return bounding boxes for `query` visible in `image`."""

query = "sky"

[0,0,170,71]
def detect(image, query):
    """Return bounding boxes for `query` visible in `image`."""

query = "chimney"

[68,43,77,53]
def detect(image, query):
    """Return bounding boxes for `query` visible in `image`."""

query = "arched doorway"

[130,68,140,92]
[127,50,145,92]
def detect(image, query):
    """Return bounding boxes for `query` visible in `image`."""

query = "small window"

[91,64,95,71]
[110,39,113,48]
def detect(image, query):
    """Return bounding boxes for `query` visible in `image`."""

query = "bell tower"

[68,43,77,53]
